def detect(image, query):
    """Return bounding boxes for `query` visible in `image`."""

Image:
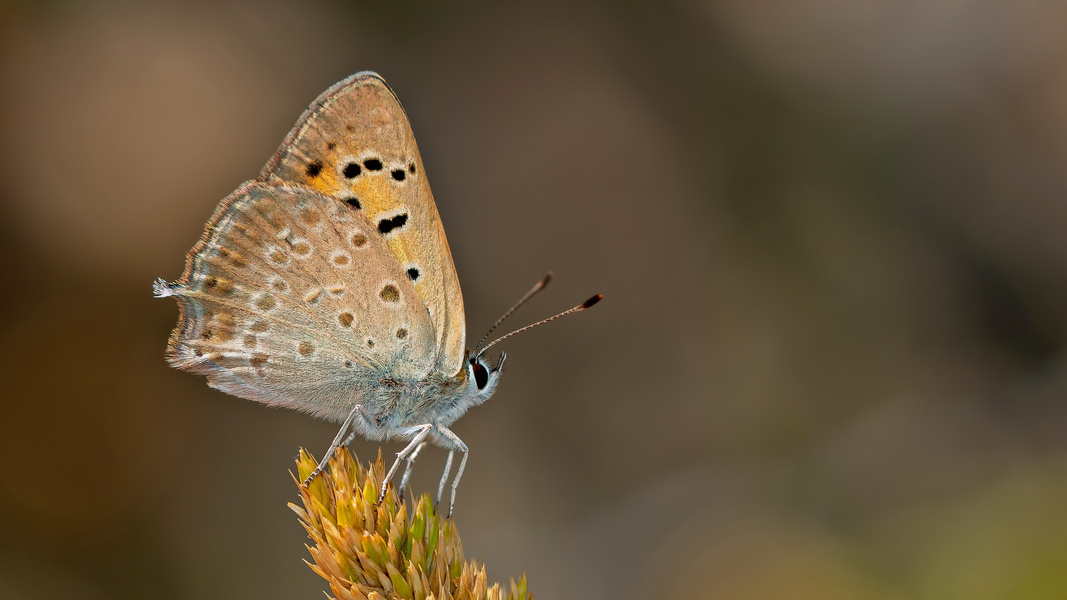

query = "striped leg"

[398,440,427,504]
[378,424,433,504]
[434,424,468,517]
[303,404,362,487]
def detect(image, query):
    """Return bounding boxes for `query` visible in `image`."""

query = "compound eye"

[471,360,489,390]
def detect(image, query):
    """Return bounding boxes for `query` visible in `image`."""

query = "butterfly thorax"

[353,355,502,442]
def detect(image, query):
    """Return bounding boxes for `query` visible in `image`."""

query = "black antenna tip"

[541,271,554,287]
[582,294,603,309]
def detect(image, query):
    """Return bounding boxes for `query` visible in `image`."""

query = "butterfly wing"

[259,72,465,377]
[160,180,436,421]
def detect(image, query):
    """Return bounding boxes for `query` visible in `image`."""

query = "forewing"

[259,72,465,377]
[161,181,435,420]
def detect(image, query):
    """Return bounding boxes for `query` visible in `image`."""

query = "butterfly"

[154,72,600,515]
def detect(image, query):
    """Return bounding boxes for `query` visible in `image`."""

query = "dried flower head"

[291,448,531,600]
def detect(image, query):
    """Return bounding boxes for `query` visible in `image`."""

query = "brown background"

[2,1,1067,599]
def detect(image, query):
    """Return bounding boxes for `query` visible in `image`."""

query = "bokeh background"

[2,1,1067,598]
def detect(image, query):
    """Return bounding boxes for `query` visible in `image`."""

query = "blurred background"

[2,1,1067,598]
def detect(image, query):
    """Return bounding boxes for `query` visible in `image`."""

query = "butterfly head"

[464,351,505,404]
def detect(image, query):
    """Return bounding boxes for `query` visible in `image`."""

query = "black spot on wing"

[377,213,409,235]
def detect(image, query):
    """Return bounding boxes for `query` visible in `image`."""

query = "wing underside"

[160,180,435,420]
[259,72,466,377]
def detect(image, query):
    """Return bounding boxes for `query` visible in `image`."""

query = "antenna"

[475,294,603,359]
[473,272,553,355]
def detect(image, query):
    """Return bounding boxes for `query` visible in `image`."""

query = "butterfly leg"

[436,450,454,507]
[398,440,427,504]
[304,404,363,486]
[434,424,469,517]
[379,424,433,504]
[342,428,358,447]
